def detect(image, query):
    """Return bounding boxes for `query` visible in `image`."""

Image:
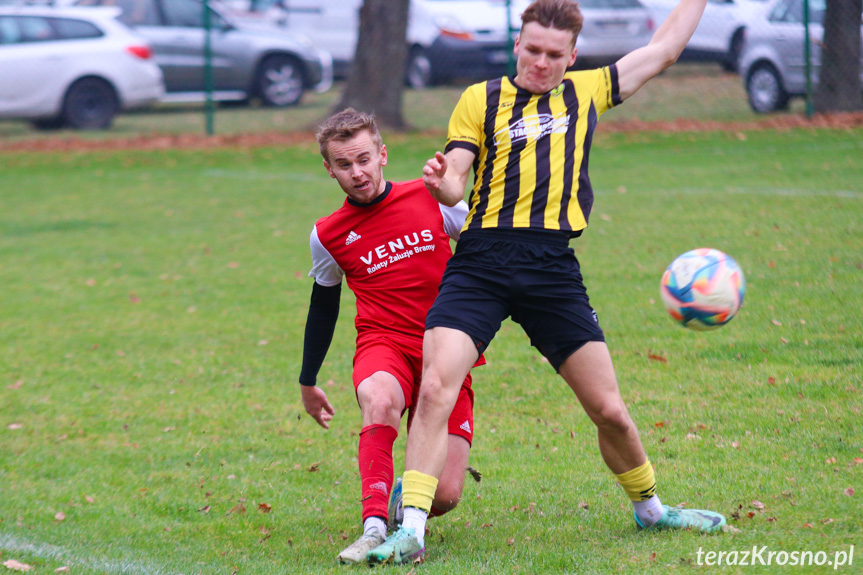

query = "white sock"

[402,507,428,546]
[633,495,665,526]
[363,516,386,537]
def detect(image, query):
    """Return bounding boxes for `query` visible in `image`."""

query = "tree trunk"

[337,0,410,130]
[813,0,863,111]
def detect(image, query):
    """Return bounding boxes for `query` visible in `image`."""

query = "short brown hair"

[520,0,584,43]
[315,108,382,161]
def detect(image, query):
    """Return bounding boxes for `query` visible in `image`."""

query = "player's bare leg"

[338,372,405,564]
[368,327,476,564]
[558,341,646,474]
[559,341,725,532]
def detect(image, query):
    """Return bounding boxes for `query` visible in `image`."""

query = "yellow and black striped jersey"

[445,65,621,236]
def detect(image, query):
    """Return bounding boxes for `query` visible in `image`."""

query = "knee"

[591,402,635,434]
[417,373,457,411]
[432,481,463,514]
[361,395,401,425]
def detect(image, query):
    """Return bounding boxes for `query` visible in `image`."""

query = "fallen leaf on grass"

[843,487,855,496]
[7,381,22,390]
[308,462,320,472]
[3,560,32,572]
[752,500,765,509]
[7,423,23,430]
[55,567,70,573]
[507,537,515,546]
[54,512,65,521]
[228,503,246,515]
[825,457,837,464]
[648,552,656,563]
[258,503,272,513]
[197,505,211,513]
[721,525,741,534]
[648,353,667,363]
[466,466,482,482]
[578,501,589,510]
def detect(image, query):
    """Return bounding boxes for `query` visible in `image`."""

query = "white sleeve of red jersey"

[439,200,469,241]
[308,225,344,287]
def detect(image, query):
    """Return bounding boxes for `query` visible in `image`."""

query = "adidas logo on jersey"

[459,420,472,435]
[345,230,361,245]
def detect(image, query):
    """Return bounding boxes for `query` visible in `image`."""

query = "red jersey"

[309,179,468,344]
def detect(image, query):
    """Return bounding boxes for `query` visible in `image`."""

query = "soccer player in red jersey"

[298,108,478,564]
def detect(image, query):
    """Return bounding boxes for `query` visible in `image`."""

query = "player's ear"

[323,159,336,178]
[568,46,578,67]
[380,144,388,167]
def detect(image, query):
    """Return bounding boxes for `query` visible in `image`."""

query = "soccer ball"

[660,248,745,331]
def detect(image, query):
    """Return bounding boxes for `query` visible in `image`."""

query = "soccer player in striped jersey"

[298,108,479,564]
[370,0,725,565]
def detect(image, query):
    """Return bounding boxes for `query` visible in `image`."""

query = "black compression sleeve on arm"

[299,282,341,386]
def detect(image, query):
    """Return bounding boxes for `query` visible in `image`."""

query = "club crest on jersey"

[497,113,570,145]
[345,230,362,245]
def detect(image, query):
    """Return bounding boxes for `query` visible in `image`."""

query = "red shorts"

[353,335,476,445]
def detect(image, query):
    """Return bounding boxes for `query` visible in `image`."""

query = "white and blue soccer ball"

[660,248,745,331]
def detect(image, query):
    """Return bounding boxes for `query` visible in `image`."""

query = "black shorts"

[426,229,605,371]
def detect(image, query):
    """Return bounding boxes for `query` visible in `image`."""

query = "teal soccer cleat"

[387,476,403,532]
[366,526,424,565]
[635,505,726,533]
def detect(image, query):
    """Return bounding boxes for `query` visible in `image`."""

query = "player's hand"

[423,151,447,194]
[301,385,335,429]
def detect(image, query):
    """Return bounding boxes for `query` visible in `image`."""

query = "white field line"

[640,187,863,199]
[0,533,183,575]
[202,169,329,183]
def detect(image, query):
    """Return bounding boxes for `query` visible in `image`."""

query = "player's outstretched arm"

[301,385,336,429]
[615,0,708,102]
[423,148,476,207]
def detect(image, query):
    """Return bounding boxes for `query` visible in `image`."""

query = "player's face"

[513,22,578,94]
[323,131,388,204]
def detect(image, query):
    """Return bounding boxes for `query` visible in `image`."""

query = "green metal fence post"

[506,0,516,76]
[203,0,215,135]
[803,0,814,117]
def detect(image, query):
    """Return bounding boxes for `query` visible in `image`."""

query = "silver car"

[0,5,164,128]
[740,0,863,112]
[77,0,332,106]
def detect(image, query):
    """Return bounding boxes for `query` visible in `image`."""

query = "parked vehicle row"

[223,0,656,88]
[76,0,332,106]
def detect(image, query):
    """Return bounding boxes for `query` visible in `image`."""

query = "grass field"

[1,116,862,573]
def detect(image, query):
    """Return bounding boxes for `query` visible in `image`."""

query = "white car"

[0,5,164,129]
[224,0,654,88]
[643,0,771,71]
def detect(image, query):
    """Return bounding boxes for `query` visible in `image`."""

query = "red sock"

[357,424,398,523]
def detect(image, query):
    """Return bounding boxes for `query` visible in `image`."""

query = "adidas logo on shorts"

[345,230,361,245]
[459,420,472,435]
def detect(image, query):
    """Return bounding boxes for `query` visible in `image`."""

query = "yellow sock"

[402,470,438,513]
[616,460,657,502]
